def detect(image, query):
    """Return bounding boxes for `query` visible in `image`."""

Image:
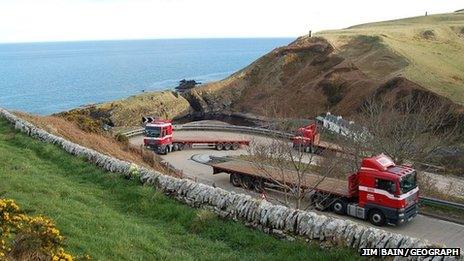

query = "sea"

[0,38,293,115]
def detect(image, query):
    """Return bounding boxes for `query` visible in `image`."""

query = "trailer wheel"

[177,143,184,151]
[241,176,254,190]
[368,210,386,226]
[253,179,264,193]
[232,143,239,150]
[216,143,224,150]
[230,173,242,187]
[332,199,347,215]
[224,143,232,151]
[172,143,179,151]
[310,192,333,211]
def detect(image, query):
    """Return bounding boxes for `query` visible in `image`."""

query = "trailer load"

[143,120,250,154]
[209,154,419,226]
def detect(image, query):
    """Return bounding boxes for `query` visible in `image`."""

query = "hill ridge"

[183,12,464,119]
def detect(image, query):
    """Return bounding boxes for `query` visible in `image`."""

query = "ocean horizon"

[0,38,293,115]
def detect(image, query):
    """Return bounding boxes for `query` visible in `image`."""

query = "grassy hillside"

[319,12,464,105]
[0,117,356,260]
[59,91,191,127]
[184,12,464,119]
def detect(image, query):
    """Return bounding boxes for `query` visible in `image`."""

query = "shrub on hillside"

[127,163,140,180]
[0,198,74,260]
[115,133,129,146]
[58,106,113,134]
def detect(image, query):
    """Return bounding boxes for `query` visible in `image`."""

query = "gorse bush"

[127,163,140,180]
[115,133,129,146]
[0,198,73,261]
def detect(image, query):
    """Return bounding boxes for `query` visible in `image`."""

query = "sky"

[0,0,463,43]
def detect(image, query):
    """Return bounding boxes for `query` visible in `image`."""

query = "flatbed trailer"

[170,138,250,150]
[312,140,343,154]
[143,120,250,154]
[208,155,420,226]
[210,159,354,197]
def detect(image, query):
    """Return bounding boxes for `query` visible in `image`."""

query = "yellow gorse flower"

[0,198,74,260]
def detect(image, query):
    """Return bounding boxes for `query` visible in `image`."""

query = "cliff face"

[61,12,464,128]
[185,12,464,118]
[59,91,192,128]
[184,36,409,117]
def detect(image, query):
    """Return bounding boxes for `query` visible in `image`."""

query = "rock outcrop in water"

[175,79,201,92]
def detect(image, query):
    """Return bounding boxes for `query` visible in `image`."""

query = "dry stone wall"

[0,108,456,260]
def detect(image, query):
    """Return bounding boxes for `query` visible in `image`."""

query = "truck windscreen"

[400,172,417,194]
[145,126,161,137]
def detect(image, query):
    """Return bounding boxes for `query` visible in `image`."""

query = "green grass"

[0,117,358,260]
[317,12,464,105]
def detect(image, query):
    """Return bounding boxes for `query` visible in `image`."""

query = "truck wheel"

[178,143,184,151]
[224,143,232,150]
[304,146,311,153]
[232,143,239,150]
[310,145,316,154]
[172,143,179,151]
[368,210,386,226]
[332,199,347,215]
[216,143,224,150]
[230,173,242,187]
[160,146,168,155]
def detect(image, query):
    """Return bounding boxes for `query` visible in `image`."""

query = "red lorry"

[209,154,419,226]
[291,123,342,154]
[143,120,250,154]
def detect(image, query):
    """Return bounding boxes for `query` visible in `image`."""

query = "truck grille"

[404,204,417,219]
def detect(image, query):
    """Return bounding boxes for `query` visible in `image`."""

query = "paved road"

[130,130,464,249]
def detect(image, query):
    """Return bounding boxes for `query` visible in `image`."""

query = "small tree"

[246,102,345,210]
[324,95,463,200]
[349,95,461,166]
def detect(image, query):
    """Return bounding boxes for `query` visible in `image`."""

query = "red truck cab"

[337,154,419,226]
[143,120,173,154]
[292,123,320,153]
